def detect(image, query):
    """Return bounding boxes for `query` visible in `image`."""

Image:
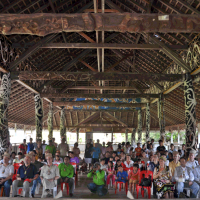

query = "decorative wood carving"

[0,13,200,36]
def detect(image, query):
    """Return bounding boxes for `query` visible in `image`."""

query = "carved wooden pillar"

[60,108,66,139]
[125,129,128,143]
[137,109,142,142]
[158,93,165,142]
[48,102,53,140]
[0,73,11,154]
[34,94,43,141]
[76,128,79,142]
[184,73,197,152]
[146,103,150,141]
[131,128,136,146]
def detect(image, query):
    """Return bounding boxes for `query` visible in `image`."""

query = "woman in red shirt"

[18,139,27,154]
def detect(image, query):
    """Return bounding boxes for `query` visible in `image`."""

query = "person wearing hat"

[169,151,180,181]
[40,153,60,198]
[87,162,107,196]
[153,156,175,198]
[12,154,38,197]
[174,157,199,198]
[0,152,14,197]
[194,154,200,185]
[45,140,56,156]
[186,149,198,172]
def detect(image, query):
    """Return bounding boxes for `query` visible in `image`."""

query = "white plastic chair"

[17,186,32,197]
[42,186,57,198]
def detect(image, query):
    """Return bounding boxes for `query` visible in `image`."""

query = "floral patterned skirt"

[154,179,175,198]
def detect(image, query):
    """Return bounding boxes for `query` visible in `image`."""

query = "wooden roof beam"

[1,13,200,36]
[66,86,149,90]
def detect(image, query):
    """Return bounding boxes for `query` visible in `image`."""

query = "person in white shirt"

[186,149,198,172]
[13,152,24,164]
[57,138,69,157]
[100,159,107,171]
[174,157,199,198]
[124,154,134,168]
[194,154,200,184]
[125,142,131,154]
[42,140,47,158]
[0,152,14,197]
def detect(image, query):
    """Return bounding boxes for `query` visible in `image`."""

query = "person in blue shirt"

[27,138,34,153]
[12,154,38,197]
[92,143,101,164]
[115,165,128,190]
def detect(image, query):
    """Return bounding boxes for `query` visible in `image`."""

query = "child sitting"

[114,159,122,174]
[129,163,139,194]
[115,165,128,190]
[106,161,115,188]
[80,162,87,173]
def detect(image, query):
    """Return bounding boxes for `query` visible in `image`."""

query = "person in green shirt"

[58,156,74,197]
[45,140,56,156]
[87,162,108,196]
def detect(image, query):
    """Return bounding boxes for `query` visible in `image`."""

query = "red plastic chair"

[61,182,69,195]
[115,181,128,194]
[136,170,153,199]
[12,163,22,181]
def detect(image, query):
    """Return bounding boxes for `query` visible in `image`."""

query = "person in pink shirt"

[106,161,115,188]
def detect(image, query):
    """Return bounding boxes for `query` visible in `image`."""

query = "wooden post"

[0,73,11,154]
[158,93,165,142]
[48,102,53,140]
[184,73,197,152]
[131,128,136,147]
[111,128,114,143]
[178,127,180,144]
[146,103,150,141]
[137,109,142,142]
[197,124,200,149]
[125,129,128,143]
[34,94,43,141]
[77,128,79,143]
[60,108,66,139]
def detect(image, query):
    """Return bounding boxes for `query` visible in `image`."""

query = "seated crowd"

[0,137,200,199]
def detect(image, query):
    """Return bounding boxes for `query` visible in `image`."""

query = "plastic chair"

[12,163,22,181]
[16,187,32,197]
[42,186,57,198]
[115,181,128,194]
[136,170,153,199]
[61,182,69,195]
[0,186,4,197]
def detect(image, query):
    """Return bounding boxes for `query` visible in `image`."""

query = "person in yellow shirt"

[169,151,180,181]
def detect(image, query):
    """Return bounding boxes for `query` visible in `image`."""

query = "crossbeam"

[11,71,184,82]
[1,13,200,36]
[40,93,165,98]
[40,43,187,50]
[53,100,146,108]
[66,86,149,90]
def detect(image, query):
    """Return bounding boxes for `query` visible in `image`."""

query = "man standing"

[156,140,166,155]
[52,138,58,148]
[95,139,102,152]
[19,139,27,154]
[57,138,69,157]
[181,144,186,157]
[27,138,34,153]
[87,162,107,196]
[92,143,101,164]
[12,154,38,197]
[169,151,180,181]
[29,151,44,197]
[0,153,14,197]
[174,157,199,198]
[45,140,56,156]
[40,153,60,198]
[186,150,198,172]
[58,156,74,197]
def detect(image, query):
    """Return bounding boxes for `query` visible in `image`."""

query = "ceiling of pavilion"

[1,0,200,132]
